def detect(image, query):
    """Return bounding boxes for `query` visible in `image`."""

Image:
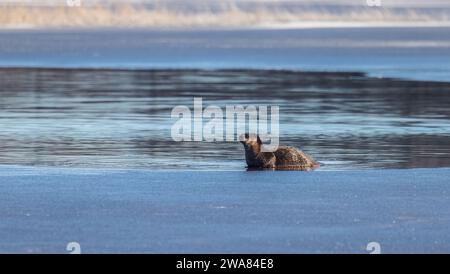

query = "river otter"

[239,133,319,170]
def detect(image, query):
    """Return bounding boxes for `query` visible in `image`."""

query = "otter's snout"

[239,133,250,144]
[239,133,262,147]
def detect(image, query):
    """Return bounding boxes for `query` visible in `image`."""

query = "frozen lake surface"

[0,166,449,253]
[1,27,450,254]
[1,27,450,82]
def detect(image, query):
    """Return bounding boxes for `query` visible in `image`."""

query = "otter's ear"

[257,135,262,145]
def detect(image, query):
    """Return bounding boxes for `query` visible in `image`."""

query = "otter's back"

[274,146,317,168]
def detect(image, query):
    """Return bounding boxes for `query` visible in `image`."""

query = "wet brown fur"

[240,134,319,170]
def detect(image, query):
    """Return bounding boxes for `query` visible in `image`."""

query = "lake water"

[0,28,450,171]
[1,67,450,171]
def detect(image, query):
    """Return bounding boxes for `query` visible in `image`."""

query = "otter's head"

[239,133,262,150]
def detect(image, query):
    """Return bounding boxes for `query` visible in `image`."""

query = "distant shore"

[2,22,450,31]
[2,2,450,30]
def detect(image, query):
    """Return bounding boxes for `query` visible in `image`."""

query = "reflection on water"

[1,68,450,170]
